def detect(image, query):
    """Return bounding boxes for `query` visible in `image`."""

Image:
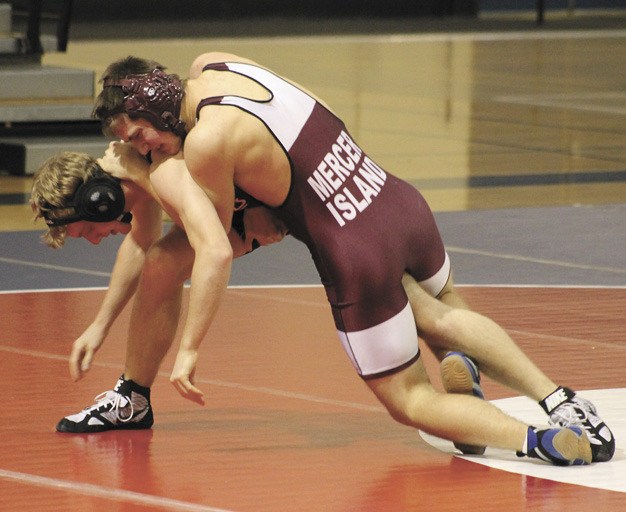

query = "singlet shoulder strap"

[194,61,317,152]
[195,62,275,119]
[202,62,229,72]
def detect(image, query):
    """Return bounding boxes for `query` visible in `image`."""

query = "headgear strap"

[103,68,187,139]
[43,167,132,227]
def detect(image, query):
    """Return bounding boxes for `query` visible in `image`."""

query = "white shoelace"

[89,390,135,423]
[550,397,598,434]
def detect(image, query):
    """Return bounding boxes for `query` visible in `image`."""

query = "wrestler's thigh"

[336,301,419,377]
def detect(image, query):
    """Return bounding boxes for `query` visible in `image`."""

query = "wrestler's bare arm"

[68,187,163,381]
[147,149,233,404]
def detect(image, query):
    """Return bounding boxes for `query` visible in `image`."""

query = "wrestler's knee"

[366,361,435,427]
[142,240,191,290]
[380,382,438,427]
[428,307,476,346]
[383,402,414,426]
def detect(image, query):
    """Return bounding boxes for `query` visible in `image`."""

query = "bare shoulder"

[125,187,163,247]
[183,120,231,176]
[188,52,259,78]
[146,152,192,220]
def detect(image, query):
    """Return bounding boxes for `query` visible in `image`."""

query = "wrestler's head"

[31,152,133,248]
[93,56,186,157]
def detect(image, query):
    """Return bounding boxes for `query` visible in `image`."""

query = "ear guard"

[103,68,187,139]
[43,170,132,227]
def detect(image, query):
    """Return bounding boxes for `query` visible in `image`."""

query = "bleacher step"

[0,3,11,34]
[0,135,109,175]
[0,65,94,100]
[0,100,95,123]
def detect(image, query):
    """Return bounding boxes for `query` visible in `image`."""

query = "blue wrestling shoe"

[518,426,592,466]
[440,351,486,455]
[539,386,615,463]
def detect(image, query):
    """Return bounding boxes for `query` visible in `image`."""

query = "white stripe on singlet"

[337,302,418,377]
[212,62,316,151]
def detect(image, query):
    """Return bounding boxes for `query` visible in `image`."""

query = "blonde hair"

[30,152,102,248]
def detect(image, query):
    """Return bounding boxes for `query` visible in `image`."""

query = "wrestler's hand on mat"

[170,348,205,406]
[69,324,106,381]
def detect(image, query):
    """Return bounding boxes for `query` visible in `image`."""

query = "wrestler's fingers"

[171,377,205,406]
[69,346,87,381]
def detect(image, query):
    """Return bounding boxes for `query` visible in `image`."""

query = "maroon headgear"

[103,68,187,139]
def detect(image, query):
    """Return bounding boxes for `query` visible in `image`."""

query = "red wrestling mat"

[1,286,624,512]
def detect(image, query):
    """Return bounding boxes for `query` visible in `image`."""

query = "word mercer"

[306,130,387,227]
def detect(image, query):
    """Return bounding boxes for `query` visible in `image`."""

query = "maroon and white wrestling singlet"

[198,62,450,378]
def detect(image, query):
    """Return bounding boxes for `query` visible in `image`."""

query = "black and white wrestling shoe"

[56,375,153,433]
[539,386,614,463]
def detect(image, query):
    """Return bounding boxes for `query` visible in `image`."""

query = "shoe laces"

[90,390,135,423]
[550,397,597,431]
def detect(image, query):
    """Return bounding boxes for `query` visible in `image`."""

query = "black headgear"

[43,167,132,227]
[103,68,187,139]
